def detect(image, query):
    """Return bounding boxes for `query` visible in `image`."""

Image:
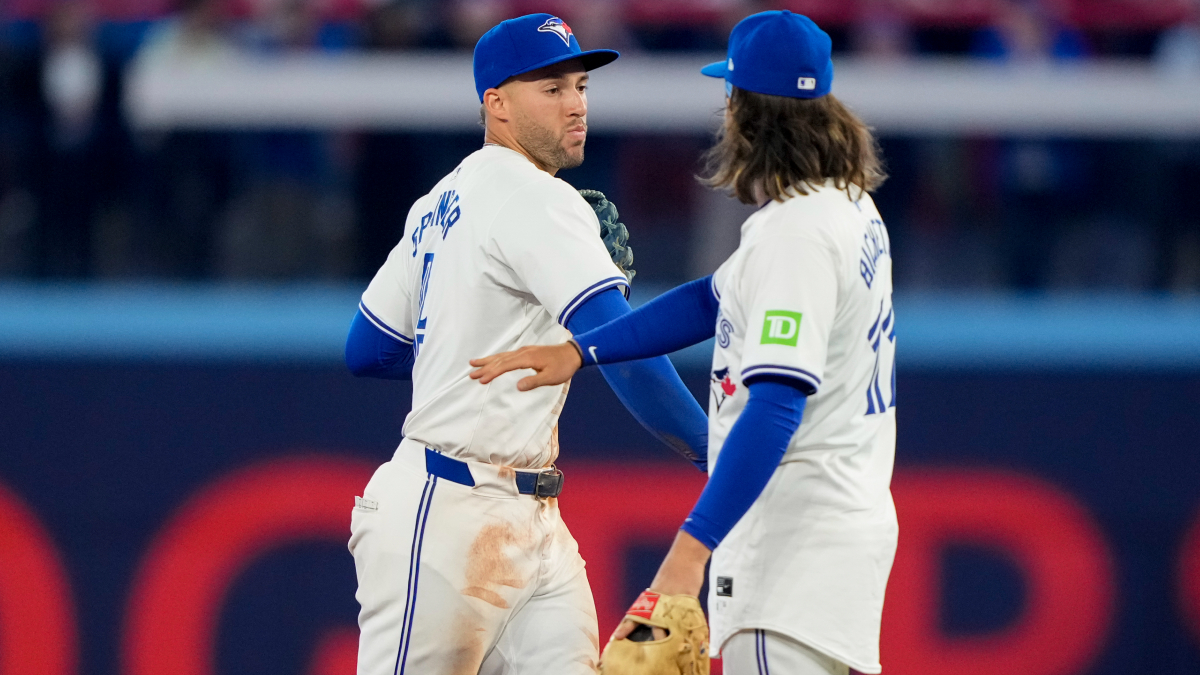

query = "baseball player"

[470,11,897,675]
[342,13,710,675]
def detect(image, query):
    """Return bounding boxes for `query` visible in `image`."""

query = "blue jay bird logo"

[538,17,574,46]
[710,367,736,411]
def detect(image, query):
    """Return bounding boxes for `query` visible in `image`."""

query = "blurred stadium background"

[2,0,1200,674]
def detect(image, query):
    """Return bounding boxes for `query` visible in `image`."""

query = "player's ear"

[483,88,509,123]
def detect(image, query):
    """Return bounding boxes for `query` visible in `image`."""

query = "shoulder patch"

[761,310,802,346]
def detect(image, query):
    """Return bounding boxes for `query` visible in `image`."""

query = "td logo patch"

[761,310,802,346]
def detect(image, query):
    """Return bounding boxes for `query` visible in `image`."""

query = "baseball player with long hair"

[343,14,710,675]
[471,11,897,675]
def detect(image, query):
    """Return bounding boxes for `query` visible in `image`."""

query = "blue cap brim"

[700,61,727,78]
[510,49,620,81]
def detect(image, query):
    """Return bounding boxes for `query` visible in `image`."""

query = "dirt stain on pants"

[461,522,531,609]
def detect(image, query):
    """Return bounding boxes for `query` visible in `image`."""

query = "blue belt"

[424,448,564,498]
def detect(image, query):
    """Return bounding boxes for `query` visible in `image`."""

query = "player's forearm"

[344,310,416,380]
[570,276,719,366]
[682,376,807,549]
[598,357,709,470]
[567,287,711,469]
[648,530,712,598]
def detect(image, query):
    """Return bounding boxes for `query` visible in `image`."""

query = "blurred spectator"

[447,0,507,50]
[241,0,362,52]
[362,0,430,49]
[37,0,105,277]
[133,0,237,277]
[213,0,359,278]
[136,0,236,65]
[972,0,1088,61]
[242,0,323,51]
[42,1,102,149]
[1155,0,1200,74]
[626,0,738,51]
[1153,1,1200,292]
[967,0,1099,289]
[852,0,915,59]
[555,1,641,53]
[0,16,45,275]
[0,0,1196,290]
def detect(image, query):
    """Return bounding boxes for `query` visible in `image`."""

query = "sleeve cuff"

[740,364,821,395]
[681,516,720,551]
[557,276,630,326]
[359,302,414,345]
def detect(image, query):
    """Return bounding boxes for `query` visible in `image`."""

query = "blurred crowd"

[1,0,1199,289]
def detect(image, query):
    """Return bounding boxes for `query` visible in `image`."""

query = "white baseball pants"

[349,439,599,675]
[721,629,849,675]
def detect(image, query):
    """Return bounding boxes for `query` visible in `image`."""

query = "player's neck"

[753,183,769,207]
[482,130,558,176]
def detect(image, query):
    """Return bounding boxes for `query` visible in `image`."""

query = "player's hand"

[608,530,710,643]
[469,342,583,391]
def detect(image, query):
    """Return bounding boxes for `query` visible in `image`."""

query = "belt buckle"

[534,467,564,498]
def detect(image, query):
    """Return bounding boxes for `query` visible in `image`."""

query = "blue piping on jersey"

[360,301,415,344]
[741,364,821,395]
[557,276,629,326]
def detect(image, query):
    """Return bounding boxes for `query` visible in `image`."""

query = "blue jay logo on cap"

[538,17,574,46]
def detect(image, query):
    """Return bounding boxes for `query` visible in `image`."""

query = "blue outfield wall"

[1,285,1200,675]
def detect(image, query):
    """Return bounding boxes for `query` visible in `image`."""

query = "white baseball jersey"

[705,181,898,674]
[360,144,628,469]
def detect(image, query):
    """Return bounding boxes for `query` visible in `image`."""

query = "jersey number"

[415,252,434,355]
[866,296,896,415]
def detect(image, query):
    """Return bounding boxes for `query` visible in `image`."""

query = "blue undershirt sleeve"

[681,375,809,550]
[345,309,416,380]
[571,276,719,366]
[567,287,709,471]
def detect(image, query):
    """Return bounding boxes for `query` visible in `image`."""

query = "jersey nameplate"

[411,189,461,255]
[858,218,890,289]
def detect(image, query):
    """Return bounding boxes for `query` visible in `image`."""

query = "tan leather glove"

[599,590,710,675]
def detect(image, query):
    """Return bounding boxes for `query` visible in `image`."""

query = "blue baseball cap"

[473,14,620,102]
[701,10,833,99]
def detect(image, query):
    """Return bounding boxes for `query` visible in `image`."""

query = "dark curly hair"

[700,87,886,204]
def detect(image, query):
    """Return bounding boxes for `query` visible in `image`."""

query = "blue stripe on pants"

[392,475,438,675]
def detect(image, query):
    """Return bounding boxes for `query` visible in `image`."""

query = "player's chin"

[559,142,585,169]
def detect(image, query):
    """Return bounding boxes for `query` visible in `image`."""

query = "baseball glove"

[579,189,635,285]
[599,590,710,675]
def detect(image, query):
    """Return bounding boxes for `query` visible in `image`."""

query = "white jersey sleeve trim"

[557,275,630,326]
[740,364,821,394]
[359,301,415,345]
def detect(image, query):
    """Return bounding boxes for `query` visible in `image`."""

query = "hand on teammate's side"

[469,342,583,390]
